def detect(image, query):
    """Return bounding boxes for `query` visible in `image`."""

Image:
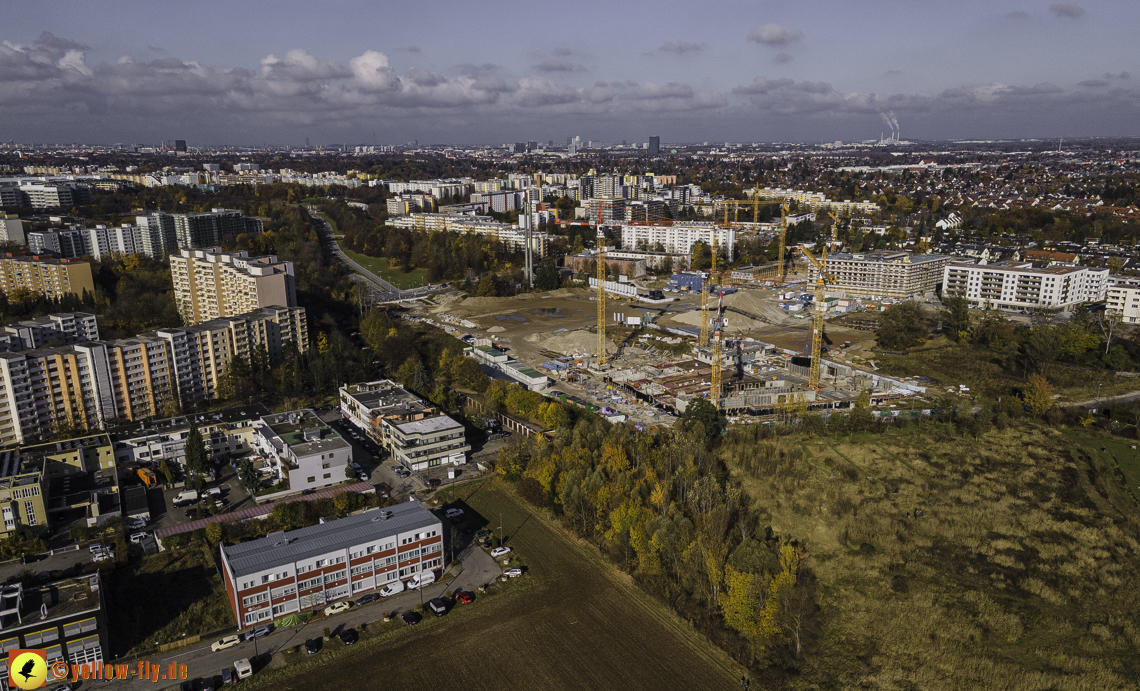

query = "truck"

[136,468,157,487]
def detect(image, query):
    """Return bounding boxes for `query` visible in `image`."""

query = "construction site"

[408,197,930,427]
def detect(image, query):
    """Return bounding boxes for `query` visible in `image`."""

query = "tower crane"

[710,289,726,409]
[798,215,840,389]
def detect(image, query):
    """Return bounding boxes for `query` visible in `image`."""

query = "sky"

[1,0,1138,146]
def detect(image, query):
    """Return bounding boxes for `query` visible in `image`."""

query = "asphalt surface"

[103,525,502,691]
[313,215,446,303]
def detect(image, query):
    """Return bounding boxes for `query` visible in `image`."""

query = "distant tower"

[648,136,660,155]
[174,140,187,152]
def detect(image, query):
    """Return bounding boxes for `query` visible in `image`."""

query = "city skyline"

[2,0,1138,145]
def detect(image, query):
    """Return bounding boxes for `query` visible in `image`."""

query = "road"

[312,215,446,303]
[105,530,501,690]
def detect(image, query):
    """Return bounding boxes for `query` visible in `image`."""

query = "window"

[323,473,331,480]
[23,501,35,527]
[307,476,315,483]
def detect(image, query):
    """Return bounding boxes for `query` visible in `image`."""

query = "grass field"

[270,483,741,691]
[721,423,1140,689]
[340,247,429,290]
[106,545,234,656]
[869,338,1139,402]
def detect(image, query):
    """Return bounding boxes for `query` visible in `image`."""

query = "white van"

[173,489,198,507]
[406,571,435,589]
[379,580,405,597]
[234,658,253,680]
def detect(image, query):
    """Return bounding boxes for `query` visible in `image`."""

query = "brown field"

[271,484,740,691]
[722,424,1140,689]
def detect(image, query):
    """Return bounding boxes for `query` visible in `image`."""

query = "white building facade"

[942,261,1108,310]
[620,223,736,260]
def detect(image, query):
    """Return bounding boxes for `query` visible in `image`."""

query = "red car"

[455,591,475,605]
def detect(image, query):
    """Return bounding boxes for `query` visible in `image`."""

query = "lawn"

[721,423,1140,689]
[106,544,234,656]
[340,247,429,291]
[268,483,741,691]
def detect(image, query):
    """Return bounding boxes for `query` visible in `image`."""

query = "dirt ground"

[272,484,741,691]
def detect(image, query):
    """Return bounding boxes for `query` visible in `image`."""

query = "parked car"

[323,601,352,616]
[220,668,233,685]
[490,547,512,558]
[130,532,148,544]
[473,529,492,540]
[304,639,320,655]
[455,590,475,605]
[400,612,421,626]
[503,567,524,578]
[210,635,242,652]
[427,478,442,487]
[354,593,380,606]
[427,598,448,617]
[445,508,464,519]
[339,629,359,645]
[233,659,252,680]
[245,625,272,640]
[173,489,199,507]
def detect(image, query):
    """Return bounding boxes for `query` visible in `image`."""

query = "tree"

[942,295,970,342]
[238,458,260,492]
[681,397,725,440]
[1093,310,1123,356]
[1024,374,1055,417]
[534,263,561,291]
[474,274,498,297]
[158,458,174,485]
[205,522,223,546]
[876,302,928,350]
[185,425,209,478]
[1021,325,1063,376]
[690,241,712,271]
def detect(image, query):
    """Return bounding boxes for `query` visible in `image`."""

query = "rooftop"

[0,574,102,631]
[222,500,439,578]
[394,415,463,436]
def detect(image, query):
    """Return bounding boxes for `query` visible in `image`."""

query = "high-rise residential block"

[169,248,297,325]
[0,254,94,300]
[0,213,24,245]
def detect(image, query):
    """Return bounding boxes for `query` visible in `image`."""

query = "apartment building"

[620,223,736,260]
[563,252,646,279]
[155,306,308,406]
[0,213,25,245]
[391,214,551,257]
[809,251,951,299]
[253,409,352,494]
[1107,285,1140,323]
[0,573,110,687]
[220,501,443,627]
[339,380,469,470]
[386,194,437,216]
[82,224,144,259]
[172,208,251,248]
[0,254,94,300]
[27,228,87,258]
[0,449,48,536]
[111,405,266,469]
[135,212,177,260]
[942,261,1108,310]
[16,183,92,210]
[170,248,297,325]
[0,312,99,352]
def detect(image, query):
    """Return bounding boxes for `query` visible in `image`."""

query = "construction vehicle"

[136,468,157,487]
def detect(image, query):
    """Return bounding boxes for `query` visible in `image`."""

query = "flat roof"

[394,415,463,435]
[222,500,439,578]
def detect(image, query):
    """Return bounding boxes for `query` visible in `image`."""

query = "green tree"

[205,522,223,546]
[690,241,713,271]
[942,295,970,342]
[534,263,561,291]
[158,458,174,485]
[876,302,928,350]
[185,425,209,478]
[238,458,260,492]
[681,397,725,439]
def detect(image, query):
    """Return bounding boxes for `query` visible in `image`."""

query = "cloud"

[1079,79,1108,87]
[732,76,795,95]
[885,69,903,76]
[658,41,705,55]
[406,46,421,53]
[774,53,793,64]
[261,49,351,81]
[1106,71,1131,80]
[748,24,802,47]
[1049,3,1084,18]
[552,47,574,57]
[1006,10,1031,18]
[629,81,693,100]
[456,62,502,76]
[146,45,164,52]
[534,59,586,73]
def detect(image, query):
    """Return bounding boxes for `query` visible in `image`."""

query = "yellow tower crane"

[798,214,840,389]
[594,199,615,367]
[777,203,790,286]
[710,291,726,409]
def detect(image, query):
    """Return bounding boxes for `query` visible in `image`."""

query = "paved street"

[104,529,502,690]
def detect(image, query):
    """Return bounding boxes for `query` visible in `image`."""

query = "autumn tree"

[1024,374,1055,417]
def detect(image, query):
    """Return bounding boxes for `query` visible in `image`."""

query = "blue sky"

[1,0,1136,145]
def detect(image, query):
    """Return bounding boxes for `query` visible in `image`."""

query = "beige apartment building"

[170,248,296,325]
[0,254,95,300]
[811,251,951,299]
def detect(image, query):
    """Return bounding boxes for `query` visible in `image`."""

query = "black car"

[304,639,320,655]
[339,629,359,645]
[400,612,421,626]
[355,593,380,606]
[427,598,448,617]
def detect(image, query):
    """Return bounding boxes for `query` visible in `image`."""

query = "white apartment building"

[391,214,551,257]
[0,213,25,245]
[942,261,1108,310]
[0,312,99,352]
[339,380,469,470]
[811,251,951,299]
[170,248,297,325]
[620,223,736,260]
[111,409,260,469]
[252,409,352,493]
[220,502,443,626]
[1107,285,1140,323]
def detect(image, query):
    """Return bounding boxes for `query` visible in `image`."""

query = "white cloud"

[659,41,705,55]
[748,24,802,47]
